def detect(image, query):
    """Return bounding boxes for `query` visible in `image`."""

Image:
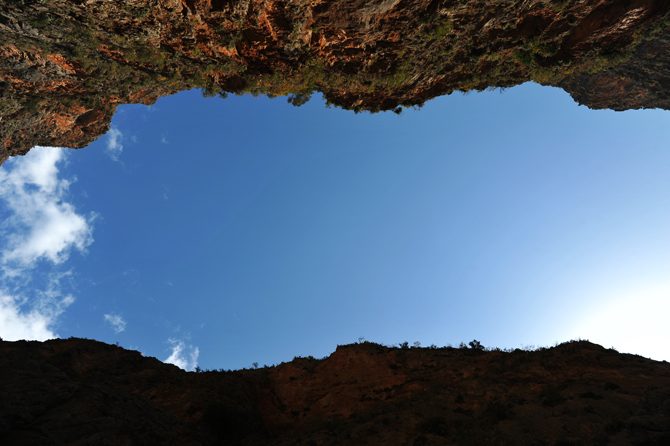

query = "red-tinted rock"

[1,338,669,445]
[2,0,670,164]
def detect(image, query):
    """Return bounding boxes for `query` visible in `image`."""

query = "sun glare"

[573,284,670,361]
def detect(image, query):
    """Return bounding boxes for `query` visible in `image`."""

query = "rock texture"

[2,0,670,164]
[1,338,670,445]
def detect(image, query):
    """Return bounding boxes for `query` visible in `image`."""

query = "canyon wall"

[2,0,670,164]
[2,338,670,445]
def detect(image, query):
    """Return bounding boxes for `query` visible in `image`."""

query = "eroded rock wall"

[2,0,670,163]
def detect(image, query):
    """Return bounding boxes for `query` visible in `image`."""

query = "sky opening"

[1,82,669,370]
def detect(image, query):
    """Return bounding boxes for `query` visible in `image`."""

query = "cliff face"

[2,0,670,164]
[1,338,670,445]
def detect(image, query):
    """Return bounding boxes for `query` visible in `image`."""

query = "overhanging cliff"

[2,0,670,163]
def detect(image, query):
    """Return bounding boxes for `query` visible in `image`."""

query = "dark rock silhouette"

[2,0,670,163]
[2,337,670,445]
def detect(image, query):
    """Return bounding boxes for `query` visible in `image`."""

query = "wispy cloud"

[122,268,140,285]
[0,147,93,341]
[106,128,124,161]
[0,272,75,341]
[0,147,95,272]
[164,338,199,371]
[104,313,127,333]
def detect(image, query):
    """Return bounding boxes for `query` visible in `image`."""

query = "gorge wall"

[2,0,670,164]
[2,338,670,445]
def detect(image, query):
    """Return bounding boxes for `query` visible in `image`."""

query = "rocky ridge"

[2,0,670,164]
[1,337,670,445]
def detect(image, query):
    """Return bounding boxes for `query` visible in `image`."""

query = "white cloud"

[106,128,124,161]
[104,313,127,333]
[164,338,199,371]
[0,273,75,341]
[0,147,92,341]
[0,146,95,271]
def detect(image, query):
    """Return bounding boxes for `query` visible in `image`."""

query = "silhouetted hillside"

[2,337,669,445]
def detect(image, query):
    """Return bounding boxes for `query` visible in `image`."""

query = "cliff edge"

[2,0,670,164]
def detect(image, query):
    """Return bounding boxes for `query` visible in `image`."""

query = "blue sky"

[1,82,670,370]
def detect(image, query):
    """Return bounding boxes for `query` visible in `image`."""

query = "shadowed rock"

[1,338,670,445]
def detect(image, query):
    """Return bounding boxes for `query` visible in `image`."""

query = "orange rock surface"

[2,0,670,164]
